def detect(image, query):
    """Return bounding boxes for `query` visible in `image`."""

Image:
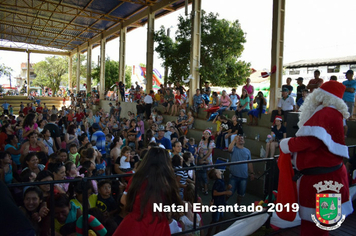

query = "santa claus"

[277,80,354,235]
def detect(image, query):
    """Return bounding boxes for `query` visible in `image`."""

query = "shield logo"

[315,193,342,225]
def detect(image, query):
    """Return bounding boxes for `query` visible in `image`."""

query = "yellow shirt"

[216,120,222,132]
[154,93,161,102]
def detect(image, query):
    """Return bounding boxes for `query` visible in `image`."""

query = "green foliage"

[0,63,13,77]
[33,56,67,96]
[154,11,251,87]
[91,58,132,91]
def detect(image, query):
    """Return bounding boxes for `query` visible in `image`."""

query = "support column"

[269,0,285,111]
[118,27,127,101]
[86,44,92,95]
[99,38,106,100]
[146,7,155,93]
[189,0,202,105]
[76,49,81,94]
[68,55,73,92]
[27,51,30,95]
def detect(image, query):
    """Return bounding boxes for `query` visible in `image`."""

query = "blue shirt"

[342,79,356,102]
[156,136,172,149]
[229,94,239,107]
[193,94,203,105]
[94,115,101,124]
[2,103,9,110]
[230,147,251,179]
[91,131,106,154]
[297,97,304,108]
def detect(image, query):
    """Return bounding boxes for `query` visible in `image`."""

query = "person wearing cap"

[342,69,356,118]
[295,77,306,103]
[229,89,239,111]
[217,90,232,115]
[265,116,286,158]
[281,77,293,95]
[296,89,309,112]
[277,80,352,235]
[156,125,172,150]
[307,69,323,92]
[91,123,106,158]
[270,88,295,126]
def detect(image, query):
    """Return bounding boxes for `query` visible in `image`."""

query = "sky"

[1,0,356,84]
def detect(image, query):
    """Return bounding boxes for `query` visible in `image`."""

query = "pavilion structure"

[0,0,285,109]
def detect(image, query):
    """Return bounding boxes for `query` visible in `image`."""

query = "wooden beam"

[0,46,70,56]
[269,0,285,112]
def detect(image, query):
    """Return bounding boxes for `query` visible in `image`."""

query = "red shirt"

[23,107,30,115]
[36,107,43,113]
[74,112,85,122]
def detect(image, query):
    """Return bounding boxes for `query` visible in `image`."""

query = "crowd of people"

[0,69,355,236]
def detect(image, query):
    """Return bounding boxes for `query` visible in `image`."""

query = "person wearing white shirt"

[144,91,154,120]
[270,88,295,126]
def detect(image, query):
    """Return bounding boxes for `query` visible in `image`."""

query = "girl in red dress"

[113,147,182,236]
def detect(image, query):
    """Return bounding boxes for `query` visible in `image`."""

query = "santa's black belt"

[292,163,342,182]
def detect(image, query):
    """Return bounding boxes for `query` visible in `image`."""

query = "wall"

[99,100,137,115]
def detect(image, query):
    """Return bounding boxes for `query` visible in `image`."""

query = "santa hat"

[319,80,346,101]
[273,116,283,126]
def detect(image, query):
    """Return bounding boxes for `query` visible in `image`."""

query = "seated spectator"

[170,125,179,143]
[163,89,174,114]
[247,91,267,126]
[215,116,230,149]
[270,88,296,126]
[156,125,172,150]
[217,90,232,115]
[176,109,188,134]
[235,88,250,118]
[206,92,219,119]
[170,90,181,116]
[191,89,203,117]
[181,111,194,135]
[229,88,239,111]
[296,89,309,111]
[295,77,306,103]
[53,193,82,233]
[224,115,243,149]
[265,116,286,158]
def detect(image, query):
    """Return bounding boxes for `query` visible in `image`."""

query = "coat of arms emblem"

[311,181,346,230]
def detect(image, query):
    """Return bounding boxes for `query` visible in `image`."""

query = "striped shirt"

[91,131,106,154]
[175,166,188,189]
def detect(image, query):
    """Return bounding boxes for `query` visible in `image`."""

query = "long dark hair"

[257,91,265,118]
[125,147,182,221]
[23,113,36,128]
[241,88,248,100]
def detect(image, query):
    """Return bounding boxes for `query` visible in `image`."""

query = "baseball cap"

[282,88,289,92]
[295,77,304,81]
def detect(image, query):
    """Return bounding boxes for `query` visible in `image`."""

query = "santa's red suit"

[277,81,353,235]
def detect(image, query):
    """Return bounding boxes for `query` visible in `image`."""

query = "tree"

[0,63,13,78]
[91,58,132,91]
[32,56,67,96]
[154,11,251,87]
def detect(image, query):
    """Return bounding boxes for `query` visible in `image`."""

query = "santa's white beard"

[298,88,349,128]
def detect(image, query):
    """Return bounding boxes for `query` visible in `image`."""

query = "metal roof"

[284,55,356,68]
[0,0,188,54]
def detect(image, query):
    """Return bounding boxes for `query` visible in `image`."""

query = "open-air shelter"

[0,0,285,109]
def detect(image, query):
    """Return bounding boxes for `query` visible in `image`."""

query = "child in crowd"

[186,138,198,159]
[96,180,118,215]
[168,212,182,234]
[58,149,68,163]
[95,150,107,176]
[207,169,232,236]
[148,108,158,127]
[118,146,131,173]
[68,144,80,166]
[136,100,145,119]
